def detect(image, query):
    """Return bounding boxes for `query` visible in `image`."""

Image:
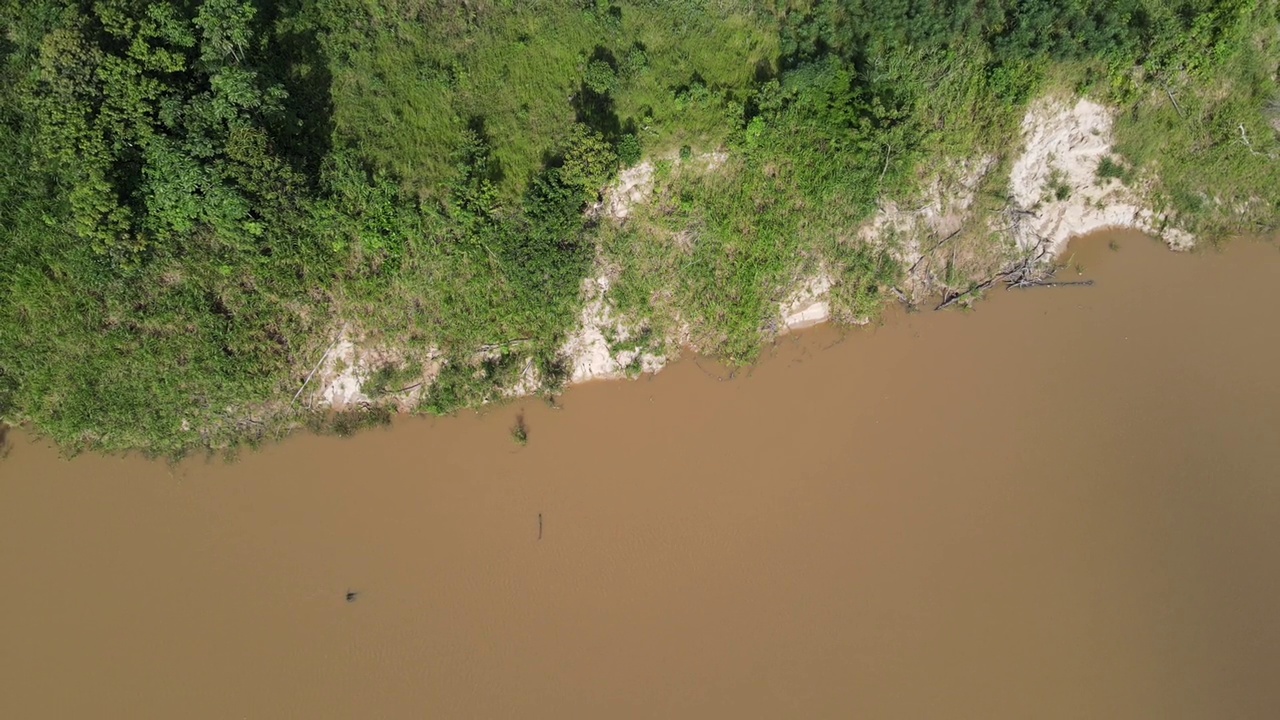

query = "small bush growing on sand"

[1096,155,1128,183]
[1046,169,1072,202]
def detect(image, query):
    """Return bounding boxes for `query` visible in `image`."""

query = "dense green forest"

[2,0,1278,454]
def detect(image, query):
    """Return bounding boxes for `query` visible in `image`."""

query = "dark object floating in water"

[345,590,359,603]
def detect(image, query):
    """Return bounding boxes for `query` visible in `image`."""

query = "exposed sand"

[315,328,369,409]
[559,274,667,384]
[794,97,1196,315]
[779,272,834,331]
[859,154,998,302]
[602,162,656,221]
[311,326,438,410]
[1007,98,1194,257]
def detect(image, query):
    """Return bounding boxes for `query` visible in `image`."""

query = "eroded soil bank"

[3,231,1280,719]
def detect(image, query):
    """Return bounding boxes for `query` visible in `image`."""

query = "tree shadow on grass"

[257,0,336,187]
[573,46,623,141]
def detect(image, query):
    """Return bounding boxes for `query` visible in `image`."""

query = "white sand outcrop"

[603,162,656,220]
[780,272,834,330]
[1008,98,1193,256]
[559,274,667,384]
[314,328,369,409]
[310,326,438,410]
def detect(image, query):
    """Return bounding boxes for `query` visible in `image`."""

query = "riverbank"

[5,229,1280,718]
[4,1,1278,456]
[305,93,1213,412]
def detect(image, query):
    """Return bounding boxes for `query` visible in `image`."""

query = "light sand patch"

[780,272,834,331]
[859,155,998,301]
[604,162,655,220]
[889,156,997,261]
[311,326,439,410]
[502,357,542,399]
[315,328,368,409]
[599,151,727,222]
[696,151,729,171]
[560,274,668,384]
[1008,98,1193,256]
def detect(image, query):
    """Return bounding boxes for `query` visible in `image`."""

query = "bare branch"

[292,337,339,404]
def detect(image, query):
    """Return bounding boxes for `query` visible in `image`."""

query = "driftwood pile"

[934,242,1094,312]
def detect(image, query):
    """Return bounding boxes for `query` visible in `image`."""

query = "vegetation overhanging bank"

[2,0,1278,455]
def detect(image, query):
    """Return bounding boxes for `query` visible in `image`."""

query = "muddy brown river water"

[3,231,1280,719]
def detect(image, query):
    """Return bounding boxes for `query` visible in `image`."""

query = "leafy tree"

[558,123,618,199]
[584,58,617,94]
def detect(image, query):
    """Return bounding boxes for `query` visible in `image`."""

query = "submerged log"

[1008,279,1096,289]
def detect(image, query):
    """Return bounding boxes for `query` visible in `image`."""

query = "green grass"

[1109,14,1280,239]
[316,1,777,200]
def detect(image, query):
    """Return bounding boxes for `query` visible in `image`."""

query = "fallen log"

[934,277,998,311]
[1008,279,1095,290]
